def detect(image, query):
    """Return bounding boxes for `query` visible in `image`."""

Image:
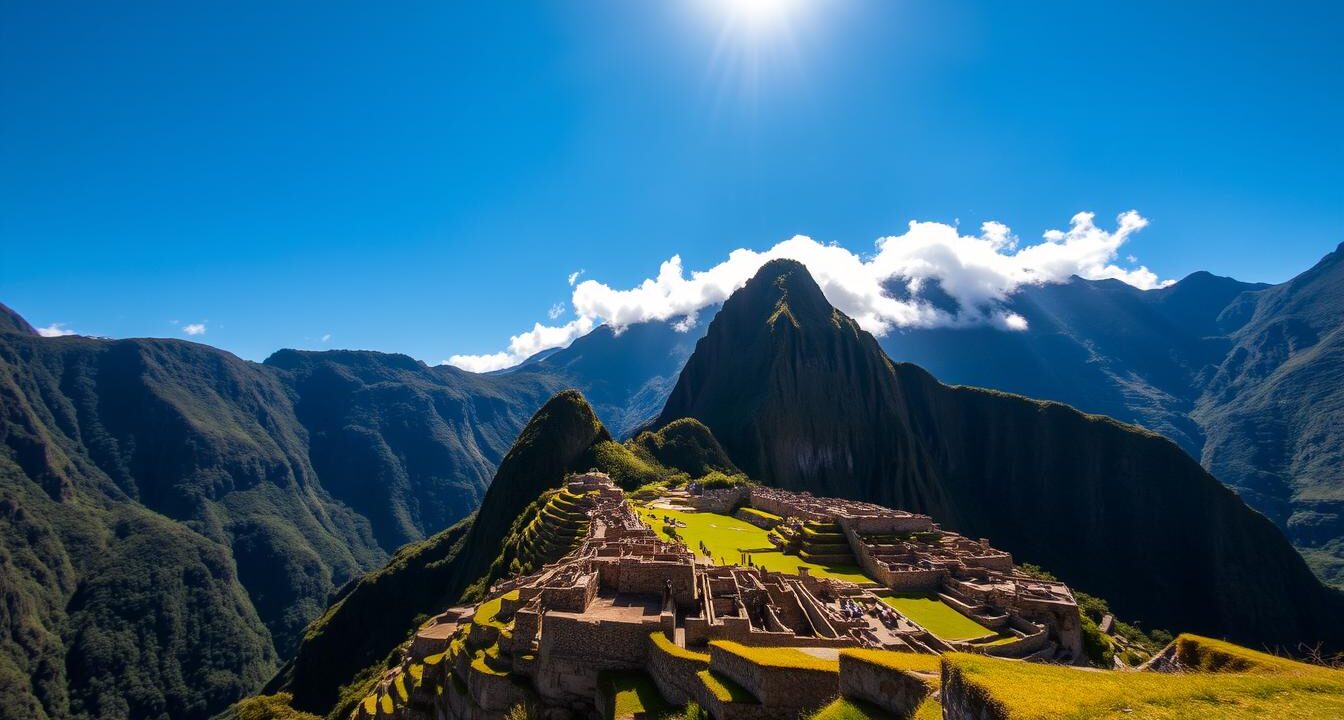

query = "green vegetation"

[273,390,761,716]
[647,508,870,583]
[736,507,782,525]
[581,439,668,489]
[473,590,520,630]
[839,648,940,675]
[1019,563,1170,665]
[695,670,757,704]
[837,649,941,719]
[650,632,710,664]
[493,489,590,581]
[878,595,993,641]
[274,518,473,715]
[0,314,576,719]
[943,637,1344,718]
[629,418,741,479]
[696,470,753,490]
[710,641,839,672]
[229,693,322,720]
[805,697,894,720]
[1172,634,1328,674]
[598,671,678,720]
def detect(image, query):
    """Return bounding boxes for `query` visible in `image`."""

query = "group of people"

[837,597,867,621]
[834,596,902,628]
[873,602,902,628]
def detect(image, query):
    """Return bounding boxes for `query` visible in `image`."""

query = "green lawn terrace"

[642,506,872,584]
[646,484,1083,664]
[879,596,995,643]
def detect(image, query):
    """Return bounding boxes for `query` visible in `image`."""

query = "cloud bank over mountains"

[447,211,1165,372]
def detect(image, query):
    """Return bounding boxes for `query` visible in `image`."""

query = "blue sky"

[3,1,1341,365]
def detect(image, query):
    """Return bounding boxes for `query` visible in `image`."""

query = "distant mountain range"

[0,319,562,719]
[1,242,1341,719]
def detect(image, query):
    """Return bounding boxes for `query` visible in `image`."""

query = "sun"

[687,0,822,111]
[715,0,807,39]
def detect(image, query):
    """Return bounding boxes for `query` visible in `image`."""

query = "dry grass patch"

[944,637,1344,719]
[711,641,839,672]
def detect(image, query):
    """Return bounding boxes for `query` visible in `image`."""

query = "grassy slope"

[944,634,1344,719]
[879,596,993,641]
[599,670,678,720]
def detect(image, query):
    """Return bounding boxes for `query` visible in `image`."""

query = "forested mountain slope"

[0,323,562,719]
[1194,243,1344,586]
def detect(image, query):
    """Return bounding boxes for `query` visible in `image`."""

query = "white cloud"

[547,303,566,320]
[321,333,332,343]
[568,270,584,286]
[445,211,1167,372]
[37,323,76,337]
[446,316,596,373]
[182,323,207,336]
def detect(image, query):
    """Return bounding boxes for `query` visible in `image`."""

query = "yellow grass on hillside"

[943,634,1344,719]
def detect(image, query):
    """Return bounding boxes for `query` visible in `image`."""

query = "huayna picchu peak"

[656,260,1344,655]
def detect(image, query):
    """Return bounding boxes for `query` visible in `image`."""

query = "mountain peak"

[0,302,38,335]
[720,257,840,336]
[465,389,609,559]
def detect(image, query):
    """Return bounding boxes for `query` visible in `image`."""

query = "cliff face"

[657,259,1344,651]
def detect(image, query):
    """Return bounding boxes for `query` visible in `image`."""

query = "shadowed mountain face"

[0,329,564,720]
[656,258,1344,652]
[879,271,1269,456]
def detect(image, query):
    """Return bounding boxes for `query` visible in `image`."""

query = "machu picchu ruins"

[353,473,1087,719]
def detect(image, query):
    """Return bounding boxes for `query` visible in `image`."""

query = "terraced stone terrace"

[356,475,1344,719]
[641,506,872,584]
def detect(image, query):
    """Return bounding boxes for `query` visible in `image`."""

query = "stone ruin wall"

[598,559,696,607]
[538,574,596,613]
[709,644,839,714]
[539,613,656,669]
[645,634,707,706]
[689,486,751,514]
[838,653,933,718]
